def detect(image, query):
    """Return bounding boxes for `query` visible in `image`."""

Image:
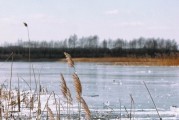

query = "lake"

[0,61,179,111]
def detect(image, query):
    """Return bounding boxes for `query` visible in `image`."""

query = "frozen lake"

[0,61,179,111]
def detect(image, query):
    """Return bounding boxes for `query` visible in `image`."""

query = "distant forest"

[0,35,178,60]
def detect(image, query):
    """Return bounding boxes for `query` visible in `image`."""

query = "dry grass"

[72,73,82,102]
[80,97,91,120]
[60,74,68,100]
[59,57,179,66]
[47,106,55,120]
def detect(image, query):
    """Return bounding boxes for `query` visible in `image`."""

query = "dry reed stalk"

[119,99,121,120]
[47,106,55,120]
[32,65,38,93]
[64,52,74,67]
[72,73,83,120]
[37,87,41,120]
[80,97,91,120]
[4,110,8,119]
[124,106,130,118]
[37,98,41,119]
[60,74,68,100]
[9,100,17,106]
[17,76,21,112]
[58,98,60,120]
[52,92,60,120]
[21,93,28,107]
[143,81,162,120]
[7,54,13,116]
[60,74,72,118]
[76,94,81,103]
[0,103,1,120]
[72,73,82,101]
[0,92,8,100]
[129,94,135,120]
[19,76,31,90]
[30,96,34,110]
[17,91,20,112]
[64,52,84,119]
[41,91,53,115]
[66,87,73,119]
[66,88,73,104]
[24,22,32,119]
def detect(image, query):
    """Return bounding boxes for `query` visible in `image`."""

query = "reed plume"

[64,52,74,67]
[72,73,82,102]
[60,73,73,118]
[47,106,55,120]
[23,22,28,27]
[72,73,83,119]
[81,97,91,120]
[66,88,73,104]
[60,74,68,100]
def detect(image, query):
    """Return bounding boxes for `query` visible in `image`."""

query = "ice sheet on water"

[1,62,179,118]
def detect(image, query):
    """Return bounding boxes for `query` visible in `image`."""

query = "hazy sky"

[0,0,179,43]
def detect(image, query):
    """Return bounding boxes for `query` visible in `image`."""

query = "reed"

[24,22,33,119]
[37,89,41,119]
[60,73,68,117]
[119,99,121,120]
[60,74,68,100]
[72,73,82,119]
[47,106,55,120]
[7,53,14,119]
[42,91,53,113]
[17,77,21,112]
[143,81,162,120]
[64,52,85,119]
[52,92,60,120]
[64,52,74,68]
[60,73,73,119]
[66,88,72,104]
[129,94,135,120]
[58,98,61,120]
[72,73,82,102]
[30,96,34,110]
[32,65,38,93]
[80,97,91,120]
[124,106,130,118]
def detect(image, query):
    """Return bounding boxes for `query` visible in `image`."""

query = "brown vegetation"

[61,57,179,66]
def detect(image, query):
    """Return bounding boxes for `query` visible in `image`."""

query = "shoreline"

[1,57,179,66]
[64,57,179,66]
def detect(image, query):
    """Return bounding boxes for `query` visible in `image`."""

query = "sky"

[0,0,179,44]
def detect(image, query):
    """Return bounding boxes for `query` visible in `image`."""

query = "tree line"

[0,35,178,60]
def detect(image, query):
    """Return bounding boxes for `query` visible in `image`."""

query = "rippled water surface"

[0,62,179,110]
